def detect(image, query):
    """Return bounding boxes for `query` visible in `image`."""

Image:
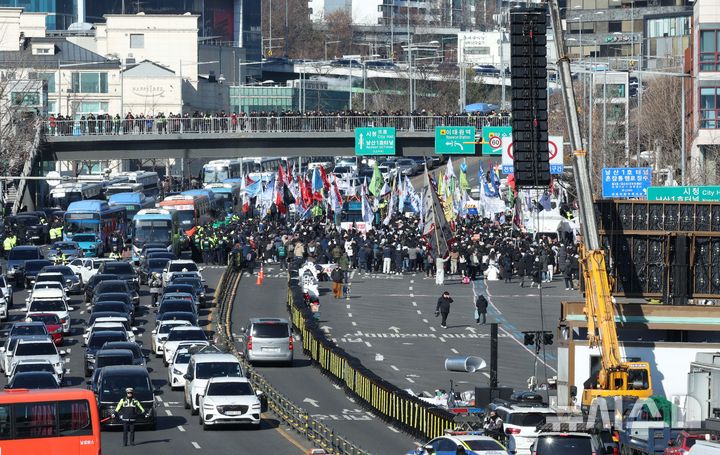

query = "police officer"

[112,387,148,446]
[109,246,122,261]
[53,247,66,264]
[200,234,212,264]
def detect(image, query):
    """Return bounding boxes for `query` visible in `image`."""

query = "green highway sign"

[354,127,396,156]
[482,126,512,155]
[434,126,476,154]
[647,185,720,202]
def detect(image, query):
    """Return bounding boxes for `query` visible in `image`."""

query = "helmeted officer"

[112,387,148,446]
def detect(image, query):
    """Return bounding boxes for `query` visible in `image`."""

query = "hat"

[126,387,134,393]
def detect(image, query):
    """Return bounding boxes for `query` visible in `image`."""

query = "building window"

[130,34,144,49]
[71,72,108,93]
[700,87,720,129]
[11,91,40,106]
[37,72,56,93]
[700,30,720,72]
[76,101,110,114]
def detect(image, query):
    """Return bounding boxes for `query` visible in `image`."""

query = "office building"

[565,0,692,70]
[0,0,74,30]
[687,0,720,183]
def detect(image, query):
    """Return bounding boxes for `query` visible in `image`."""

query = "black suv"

[97,261,139,291]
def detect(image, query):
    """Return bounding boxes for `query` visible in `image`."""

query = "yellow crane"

[545,0,653,407]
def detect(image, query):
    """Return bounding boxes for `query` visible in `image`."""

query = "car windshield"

[72,235,96,243]
[195,362,242,379]
[174,352,192,364]
[535,436,593,454]
[160,323,188,334]
[12,325,47,336]
[508,412,553,427]
[11,374,58,389]
[252,323,289,338]
[8,249,40,260]
[166,285,193,294]
[148,259,169,269]
[160,302,193,313]
[37,275,63,284]
[104,263,134,274]
[29,300,65,312]
[15,363,54,374]
[97,355,134,368]
[102,343,142,360]
[207,382,253,396]
[94,303,127,313]
[167,330,206,341]
[15,342,56,356]
[97,283,127,293]
[465,440,505,451]
[28,315,60,325]
[89,333,126,349]
[170,262,198,272]
[44,267,73,276]
[99,374,152,402]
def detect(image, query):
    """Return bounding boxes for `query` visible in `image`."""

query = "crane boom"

[545,0,652,407]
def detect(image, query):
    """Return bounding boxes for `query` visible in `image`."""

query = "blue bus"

[206,182,242,214]
[63,200,127,250]
[131,208,179,261]
[108,192,155,222]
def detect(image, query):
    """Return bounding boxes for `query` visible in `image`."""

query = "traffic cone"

[256,264,265,285]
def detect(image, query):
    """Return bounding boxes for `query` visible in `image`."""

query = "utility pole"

[284,0,289,57]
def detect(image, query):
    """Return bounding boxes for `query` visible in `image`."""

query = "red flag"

[277,165,286,187]
[303,177,313,205]
[286,162,293,185]
[319,166,330,191]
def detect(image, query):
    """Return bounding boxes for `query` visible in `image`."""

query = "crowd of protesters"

[44,109,511,136]
[192,203,580,292]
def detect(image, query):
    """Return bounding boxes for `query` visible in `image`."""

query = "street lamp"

[325,40,341,61]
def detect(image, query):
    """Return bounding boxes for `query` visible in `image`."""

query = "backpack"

[278,245,286,257]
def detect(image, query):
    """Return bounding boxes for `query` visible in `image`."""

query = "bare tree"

[324,10,355,58]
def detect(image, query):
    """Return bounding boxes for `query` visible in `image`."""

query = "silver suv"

[241,318,293,366]
[488,392,557,455]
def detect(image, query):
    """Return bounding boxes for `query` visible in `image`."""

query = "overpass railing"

[43,115,510,137]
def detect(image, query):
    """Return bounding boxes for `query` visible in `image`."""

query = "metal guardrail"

[213,266,372,455]
[43,115,510,137]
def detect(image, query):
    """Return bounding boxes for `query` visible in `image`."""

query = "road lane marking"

[429,326,436,332]
[364,341,372,347]
[347,313,352,318]
[165,410,173,416]
[410,280,415,284]
[451,348,459,354]
[177,425,186,432]
[191,442,201,449]
[156,396,163,402]
[422,319,428,323]
[408,286,413,291]
[483,372,491,378]
[346,304,351,309]
[390,365,399,371]
[274,424,309,453]
[406,377,415,383]
[416,310,422,314]
[412,301,417,306]
[79,310,85,315]
[388,426,401,433]
[351,321,357,326]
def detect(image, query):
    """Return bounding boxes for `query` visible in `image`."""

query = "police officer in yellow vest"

[3,233,16,258]
[311,203,323,218]
[112,387,148,446]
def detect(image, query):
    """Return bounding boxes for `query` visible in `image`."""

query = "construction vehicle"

[546,0,653,407]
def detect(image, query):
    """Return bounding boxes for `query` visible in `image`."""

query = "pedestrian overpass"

[41,115,510,161]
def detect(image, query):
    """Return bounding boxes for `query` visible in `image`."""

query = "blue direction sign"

[601,167,652,199]
[354,127,396,156]
[435,126,476,154]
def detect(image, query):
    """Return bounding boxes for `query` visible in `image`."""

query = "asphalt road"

[229,270,418,455]
[0,261,309,455]
[317,269,574,398]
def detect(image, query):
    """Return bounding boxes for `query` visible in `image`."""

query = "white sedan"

[168,349,192,390]
[151,320,192,356]
[162,327,208,365]
[199,377,263,429]
[407,434,509,455]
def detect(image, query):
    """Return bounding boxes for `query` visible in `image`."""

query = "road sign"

[601,167,652,198]
[501,136,564,175]
[434,126,476,154]
[482,126,511,155]
[354,127,396,156]
[647,185,720,202]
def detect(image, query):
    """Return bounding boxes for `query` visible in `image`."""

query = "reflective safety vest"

[311,206,323,217]
[3,236,15,251]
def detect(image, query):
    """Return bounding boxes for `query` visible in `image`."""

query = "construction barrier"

[213,265,372,455]
[285,271,456,440]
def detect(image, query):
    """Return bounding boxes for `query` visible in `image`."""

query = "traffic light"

[510,7,550,188]
[523,332,535,346]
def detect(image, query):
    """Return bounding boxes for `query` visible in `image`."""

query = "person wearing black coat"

[475,294,489,324]
[435,291,453,328]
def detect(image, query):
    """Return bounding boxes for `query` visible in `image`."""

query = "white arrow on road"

[321,326,332,333]
[303,398,320,408]
[388,326,400,333]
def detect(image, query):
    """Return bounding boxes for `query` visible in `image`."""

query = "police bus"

[200,159,243,187]
[108,192,156,222]
[63,200,127,251]
[131,208,179,261]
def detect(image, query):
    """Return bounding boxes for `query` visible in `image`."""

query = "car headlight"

[251,403,261,409]
[203,403,215,409]
[172,368,182,375]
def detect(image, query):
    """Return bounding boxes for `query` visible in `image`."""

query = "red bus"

[0,388,101,454]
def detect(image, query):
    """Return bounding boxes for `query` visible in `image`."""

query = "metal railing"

[213,266,372,455]
[43,115,511,137]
